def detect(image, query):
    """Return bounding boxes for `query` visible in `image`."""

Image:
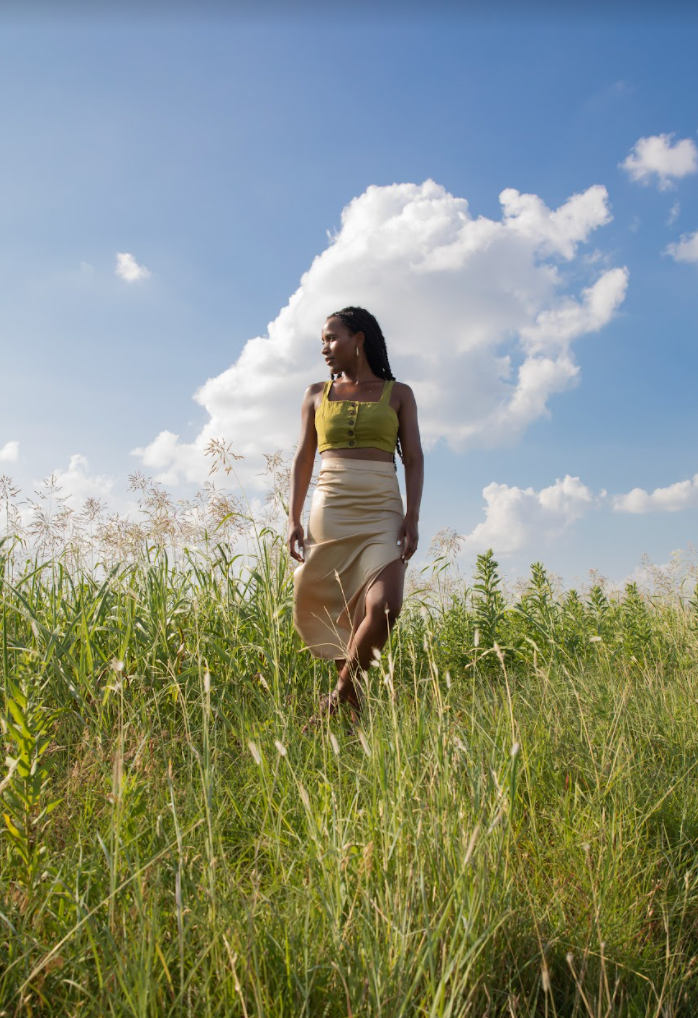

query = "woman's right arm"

[287,384,320,562]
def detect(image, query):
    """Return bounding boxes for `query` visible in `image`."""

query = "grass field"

[2,504,698,1015]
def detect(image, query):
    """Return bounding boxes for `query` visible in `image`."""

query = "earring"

[356,347,359,357]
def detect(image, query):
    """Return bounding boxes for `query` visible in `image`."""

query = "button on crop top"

[315,379,399,454]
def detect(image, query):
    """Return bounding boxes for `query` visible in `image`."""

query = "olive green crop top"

[315,379,399,454]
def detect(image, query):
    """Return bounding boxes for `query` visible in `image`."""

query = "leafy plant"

[513,561,560,660]
[471,549,507,655]
[689,581,698,631]
[621,581,654,662]
[1,656,62,894]
[587,583,612,639]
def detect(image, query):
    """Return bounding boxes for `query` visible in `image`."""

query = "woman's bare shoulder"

[392,381,416,405]
[302,381,328,410]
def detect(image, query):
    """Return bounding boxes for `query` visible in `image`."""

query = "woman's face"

[321,316,362,372]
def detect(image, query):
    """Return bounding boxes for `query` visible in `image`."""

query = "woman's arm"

[287,384,320,562]
[396,384,424,564]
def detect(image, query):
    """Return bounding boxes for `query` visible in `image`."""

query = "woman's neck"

[336,370,382,385]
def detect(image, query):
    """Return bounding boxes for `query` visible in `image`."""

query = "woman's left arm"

[396,384,424,564]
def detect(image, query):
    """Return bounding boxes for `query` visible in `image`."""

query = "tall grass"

[1,475,698,1014]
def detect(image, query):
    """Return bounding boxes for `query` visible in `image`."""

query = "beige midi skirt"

[293,459,405,660]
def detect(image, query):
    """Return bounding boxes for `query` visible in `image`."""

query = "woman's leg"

[334,559,406,709]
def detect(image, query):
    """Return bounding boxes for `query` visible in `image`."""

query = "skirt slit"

[292,459,405,660]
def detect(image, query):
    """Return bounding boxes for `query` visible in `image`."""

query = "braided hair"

[327,306,403,463]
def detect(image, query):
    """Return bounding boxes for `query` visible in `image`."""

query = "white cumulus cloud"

[133,179,625,487]
[665,229,698,265]
[115,252,151,283]
[621,133,698,191]
[0,440,20,463]
[613,473,698,513]
[460,475,598,555]
[499,184,612,259]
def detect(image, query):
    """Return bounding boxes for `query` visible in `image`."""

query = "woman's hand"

[287,520,306,563]
[397,516,419,564]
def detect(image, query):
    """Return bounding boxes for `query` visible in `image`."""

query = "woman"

[288,306,424,724]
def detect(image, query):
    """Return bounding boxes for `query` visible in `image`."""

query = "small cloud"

[628,215,640,233]
[0,440,19,463]
[610,79,632,96]
[620,133,698,191]
[665,228,698,265]
[667,201,680,226]
[613,473,698,513]
[115,252,151,283]
[460,474,599,556]
[36,453,115,508]
[80,261,94,275]
[583,79,634,115]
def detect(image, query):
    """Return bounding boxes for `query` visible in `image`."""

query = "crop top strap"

[321,380,332,403]
[380,379,395,403]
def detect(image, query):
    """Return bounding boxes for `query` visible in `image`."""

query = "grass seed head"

[541,963,551,993]
[255,672,270,692]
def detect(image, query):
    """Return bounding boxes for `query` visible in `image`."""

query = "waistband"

[318,458,397,475]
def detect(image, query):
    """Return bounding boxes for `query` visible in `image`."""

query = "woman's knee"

[366,593,402,629]
[365,561,404,626]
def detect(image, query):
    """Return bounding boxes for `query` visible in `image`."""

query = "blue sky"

[1,8,697,586]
